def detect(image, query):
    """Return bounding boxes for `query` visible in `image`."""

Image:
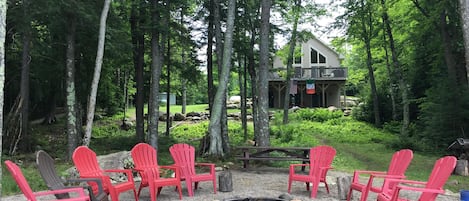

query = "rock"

[174,113,186,121]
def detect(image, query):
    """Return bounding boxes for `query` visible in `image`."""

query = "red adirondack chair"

[5,160,90,201]
[169,143,217,197]
[288,145,336,198]
[130,143,183,201]
[377,156,457,201]
[72,146,138,201]
[347,149,413,201]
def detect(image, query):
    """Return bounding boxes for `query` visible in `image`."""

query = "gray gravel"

[1,167,460,201]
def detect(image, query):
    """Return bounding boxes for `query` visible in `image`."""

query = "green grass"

[2,107,467,196]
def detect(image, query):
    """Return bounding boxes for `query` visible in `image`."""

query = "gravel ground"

[2,167,460,201]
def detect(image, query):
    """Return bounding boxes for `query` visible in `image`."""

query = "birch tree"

[208,0,236,156]
[83,0,111,146]
[256,0,272,147]
[65,11,78,159]
[0,0,7,196]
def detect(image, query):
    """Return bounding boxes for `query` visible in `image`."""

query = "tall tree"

[83,0,111,146]
[459,0,469,86]
[19,0,32,151]
[65,9,78,160]
[381,0,408,133]
[256,0,272,146]
[130,1,146,142]
[282,0,301,124]
[0,0,7,196]
[345,0,381,127]
[208,0,236,156]
[148,0,169,148]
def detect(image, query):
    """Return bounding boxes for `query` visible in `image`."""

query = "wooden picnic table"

[234,146,311,170]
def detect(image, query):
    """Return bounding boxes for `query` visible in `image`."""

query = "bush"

[295,108,343,122]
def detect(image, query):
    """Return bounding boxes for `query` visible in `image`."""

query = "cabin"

[269,38,347,109]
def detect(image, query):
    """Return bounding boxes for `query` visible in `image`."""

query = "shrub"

[295,108,343,122]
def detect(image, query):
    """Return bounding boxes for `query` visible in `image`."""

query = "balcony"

[268,66,347,81]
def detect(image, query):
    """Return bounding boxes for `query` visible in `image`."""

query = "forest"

[0,0,468,162]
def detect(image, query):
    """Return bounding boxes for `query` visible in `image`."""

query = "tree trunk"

[130,0,146,142]
[65,14,78,160]
[439,11,458,85]
[247,13,259,143]
[359,0,381,127]
[460,0,469,86]
[209,0,236,157]
[381,20,398,121]
[20,0,31,151]
[83,0,111,146]
[383,0,409,134]
[257,0,272,147]
[0,0,8,196]
[207,0,215,110]
[148,0,169,149]
[283,0,300,124]
[165,36,171,136]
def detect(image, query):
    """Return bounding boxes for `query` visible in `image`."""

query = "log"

[218,170,233,192]
[337,176,352,200]
[455,159,469,176]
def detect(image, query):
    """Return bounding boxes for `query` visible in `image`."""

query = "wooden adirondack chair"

[288,145,336,198]
[130,143,183,200]
[72,146,138,201]
[377,156,457,201]
[169,143,217,197]
[5,160,90,201]
[347,149,413,201]
[36,150,108,201]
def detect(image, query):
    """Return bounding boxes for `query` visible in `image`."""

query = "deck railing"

[269,66,347,80]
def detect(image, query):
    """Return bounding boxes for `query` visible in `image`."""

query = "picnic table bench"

[234,146,310,170]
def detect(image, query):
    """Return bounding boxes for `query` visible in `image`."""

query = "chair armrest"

[365,174,406,193]
[33,187,87,197]
[389,184,444,200]
[195,163,215,167]
[381,178,427,193]
[66,178,105,200]
[104,169,135,183]
[352,170,387,182]
[160,165,182,180]
[289,164,308,175]
[195,163,216,174]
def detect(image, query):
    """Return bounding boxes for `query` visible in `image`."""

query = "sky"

[192,0,345,72]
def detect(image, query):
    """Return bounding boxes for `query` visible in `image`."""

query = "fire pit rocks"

[223,194,298,201]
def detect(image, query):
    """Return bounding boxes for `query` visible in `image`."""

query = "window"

[310,48,326,64]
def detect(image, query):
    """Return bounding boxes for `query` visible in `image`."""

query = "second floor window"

[311,48,326,64]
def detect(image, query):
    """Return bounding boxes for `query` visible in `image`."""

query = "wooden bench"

[234,146,310,171]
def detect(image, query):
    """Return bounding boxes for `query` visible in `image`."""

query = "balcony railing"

[269,66,347,81]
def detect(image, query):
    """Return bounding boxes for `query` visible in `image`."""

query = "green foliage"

[294,108,343,122]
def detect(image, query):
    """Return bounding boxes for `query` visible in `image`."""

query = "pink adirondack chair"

[5,160,90,201]
[377,156,457,201]
[347,149,413,201]
[72,146,138,201]
[169,143,217,197]
[130,143,183,201]
[288,145,336,198]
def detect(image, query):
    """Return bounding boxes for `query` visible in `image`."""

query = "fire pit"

[223,198,287,201]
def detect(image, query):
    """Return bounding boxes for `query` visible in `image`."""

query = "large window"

[310,48,326,64]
